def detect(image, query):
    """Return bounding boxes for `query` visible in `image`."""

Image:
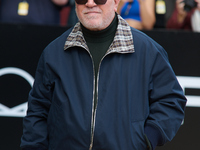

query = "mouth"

[85,11,100,14]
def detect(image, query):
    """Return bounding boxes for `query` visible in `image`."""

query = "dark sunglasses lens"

[75,0,107,5]
[75,0,88,4]
[94,0,107,4]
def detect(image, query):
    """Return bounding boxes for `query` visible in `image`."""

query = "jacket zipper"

[78,46,100,150]
[88,50,96,150]
[89,51,111,150]
[83,45,126,149]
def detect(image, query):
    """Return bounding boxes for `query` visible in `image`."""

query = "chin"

[84,21,104,30]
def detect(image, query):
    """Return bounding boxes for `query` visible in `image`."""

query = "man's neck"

[81,13,118,43]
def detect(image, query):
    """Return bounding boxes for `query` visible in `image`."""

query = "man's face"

[75,0,119,31]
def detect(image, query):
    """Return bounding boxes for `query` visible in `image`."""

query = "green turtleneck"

[81,14,118,109]
[81,14,118,77]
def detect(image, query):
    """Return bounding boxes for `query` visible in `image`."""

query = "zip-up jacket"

[21,15,187,150]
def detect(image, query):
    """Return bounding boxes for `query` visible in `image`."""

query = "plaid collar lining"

[64,15,134,54]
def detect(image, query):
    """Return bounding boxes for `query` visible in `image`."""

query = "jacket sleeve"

[20,51,52,150]
[144,43,187,150]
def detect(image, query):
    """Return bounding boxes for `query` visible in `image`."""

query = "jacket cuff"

[144,124,163,150]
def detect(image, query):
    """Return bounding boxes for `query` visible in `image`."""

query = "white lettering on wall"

[177,76,200,107]
[0,67,34,117]
[0,68,200,118]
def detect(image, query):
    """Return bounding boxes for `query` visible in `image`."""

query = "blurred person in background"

[0,0,68,26]
[67,0,79,26]
[117,0,156,30]
[60,0,79,27]
[167,0,200,32]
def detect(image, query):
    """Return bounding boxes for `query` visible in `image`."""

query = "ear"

[114,0,120,12]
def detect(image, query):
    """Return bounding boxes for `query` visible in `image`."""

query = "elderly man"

[20,0,187,149]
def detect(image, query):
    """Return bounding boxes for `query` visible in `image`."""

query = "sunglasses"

[75,0,107,5]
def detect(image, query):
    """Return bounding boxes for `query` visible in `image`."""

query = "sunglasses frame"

[75,0,107,5]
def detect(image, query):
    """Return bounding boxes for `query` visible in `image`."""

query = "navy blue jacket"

[21,15,187,150]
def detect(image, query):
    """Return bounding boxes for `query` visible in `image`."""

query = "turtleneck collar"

[81,13,118,43]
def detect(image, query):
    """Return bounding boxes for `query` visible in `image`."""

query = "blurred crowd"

[0,0,200,32]
[0,0,78,26]
[167,0,200,32]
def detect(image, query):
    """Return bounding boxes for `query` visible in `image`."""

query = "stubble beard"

[76,8,115,31]
[82,15,102,30]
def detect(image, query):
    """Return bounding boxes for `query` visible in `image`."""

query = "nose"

[85,0,97,7]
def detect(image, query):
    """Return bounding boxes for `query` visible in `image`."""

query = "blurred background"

[0,0,200,149]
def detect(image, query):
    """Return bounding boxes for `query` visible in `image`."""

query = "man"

[20,0,187,149]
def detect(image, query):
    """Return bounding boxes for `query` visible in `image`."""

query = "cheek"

[75,5,83,16]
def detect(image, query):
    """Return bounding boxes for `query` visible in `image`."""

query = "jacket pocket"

[144,134,152,150]
[47,101,60,149]
[131,120,147,150]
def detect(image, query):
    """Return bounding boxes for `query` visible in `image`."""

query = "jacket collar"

[64,15,134,54]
